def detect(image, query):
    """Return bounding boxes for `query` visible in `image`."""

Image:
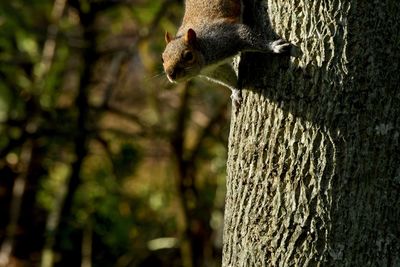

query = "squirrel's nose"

[167,69,177,80]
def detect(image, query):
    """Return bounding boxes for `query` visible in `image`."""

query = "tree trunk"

[223,0,400,266]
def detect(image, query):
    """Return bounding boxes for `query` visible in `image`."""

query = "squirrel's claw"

[270,39,291,54]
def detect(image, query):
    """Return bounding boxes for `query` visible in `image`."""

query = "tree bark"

[223,0,400,266]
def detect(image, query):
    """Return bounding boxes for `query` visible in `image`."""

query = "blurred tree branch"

[34,0,67,85]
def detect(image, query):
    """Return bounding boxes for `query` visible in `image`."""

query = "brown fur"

[161,0,289,105]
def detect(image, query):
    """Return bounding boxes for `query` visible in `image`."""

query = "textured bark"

[223,0,400,266]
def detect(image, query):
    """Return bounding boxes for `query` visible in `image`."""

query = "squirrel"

[161,0,290,106]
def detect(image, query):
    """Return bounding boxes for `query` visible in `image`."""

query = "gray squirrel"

[161,0,290,106]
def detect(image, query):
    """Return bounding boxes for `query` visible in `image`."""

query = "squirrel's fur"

[161,0,289,105]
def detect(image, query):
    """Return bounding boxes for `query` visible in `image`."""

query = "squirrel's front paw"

[231,89,242,109]
[270,39,291,54]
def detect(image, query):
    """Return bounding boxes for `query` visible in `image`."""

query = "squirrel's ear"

[184,28,197,45]
[165,31,172,44]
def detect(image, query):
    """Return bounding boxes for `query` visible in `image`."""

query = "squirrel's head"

[162,28,204,83]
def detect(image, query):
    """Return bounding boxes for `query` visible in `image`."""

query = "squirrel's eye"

[161,56,164,63]
[183,51,193,62]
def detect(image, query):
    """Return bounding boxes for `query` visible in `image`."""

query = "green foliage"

[112,143,142,179]
[0,0,228,266]
[0,84,12,122]
[132,1,164,24]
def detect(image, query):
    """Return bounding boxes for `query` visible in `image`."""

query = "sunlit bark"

[223,0,400,266]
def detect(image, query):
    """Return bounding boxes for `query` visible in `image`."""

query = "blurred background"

[0,0,232,266]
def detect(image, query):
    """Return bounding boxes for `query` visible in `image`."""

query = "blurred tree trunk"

[0,141,33,266]
[53,1,96,265]
[223,0,400,266]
